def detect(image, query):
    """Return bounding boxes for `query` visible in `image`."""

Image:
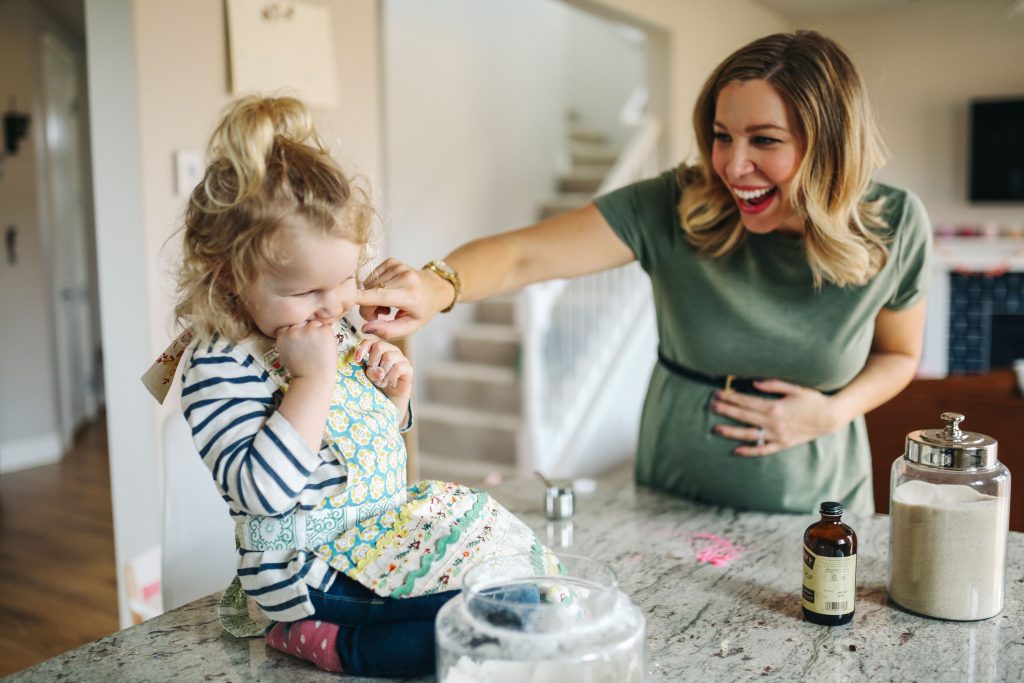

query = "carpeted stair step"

[417,403,520,464]
[425,361,520,415]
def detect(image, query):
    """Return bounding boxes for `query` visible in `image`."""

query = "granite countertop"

[10,469,1023,682]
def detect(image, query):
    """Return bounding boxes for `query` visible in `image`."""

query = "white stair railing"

[517,114,662,476]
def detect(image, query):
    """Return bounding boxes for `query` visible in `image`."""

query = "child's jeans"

[308,575,459,677]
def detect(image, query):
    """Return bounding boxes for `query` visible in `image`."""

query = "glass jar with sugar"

[888,412,1011,620]
[435,553,645,682]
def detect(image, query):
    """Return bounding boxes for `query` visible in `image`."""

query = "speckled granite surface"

[9,470,1023,682]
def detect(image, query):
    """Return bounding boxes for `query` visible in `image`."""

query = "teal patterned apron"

[241,320,556,600]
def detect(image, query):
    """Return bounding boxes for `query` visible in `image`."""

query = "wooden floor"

[0,417,119,677]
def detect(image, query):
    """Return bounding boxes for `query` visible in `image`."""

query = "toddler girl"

[158,95,553,677]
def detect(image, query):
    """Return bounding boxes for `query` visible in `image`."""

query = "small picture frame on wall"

[225,0,339,109]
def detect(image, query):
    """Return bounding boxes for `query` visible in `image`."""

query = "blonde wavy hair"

[680,30,890,288]
[175,95,374,341]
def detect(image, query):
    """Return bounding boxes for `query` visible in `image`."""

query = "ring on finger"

[755,428,766,447]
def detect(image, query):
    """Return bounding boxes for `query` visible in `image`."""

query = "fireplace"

[947,272,1024,373]
[919,239,1024,378]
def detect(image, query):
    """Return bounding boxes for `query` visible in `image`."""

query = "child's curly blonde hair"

[175,95,374,341]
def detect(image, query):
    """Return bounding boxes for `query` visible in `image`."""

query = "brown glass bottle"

[801,501,857,626]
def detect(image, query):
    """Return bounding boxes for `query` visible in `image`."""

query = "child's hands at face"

[275,321,338,380]
[353,339,413,398]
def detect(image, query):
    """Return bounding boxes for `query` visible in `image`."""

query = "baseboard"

[0,432,64,473]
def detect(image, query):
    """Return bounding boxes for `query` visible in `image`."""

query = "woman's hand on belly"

[710,379,841,457]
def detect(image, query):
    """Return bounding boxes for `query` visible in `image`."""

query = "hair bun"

[205,95,321,208]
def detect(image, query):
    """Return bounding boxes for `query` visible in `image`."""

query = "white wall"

[382,0,571,376]
[803,2,1024,227]
[0,0,74,472]
[86,0,383,627]
[567,8,647,145]
[86,0,152,629]
[583,0,790,165]
[133,0,385,361]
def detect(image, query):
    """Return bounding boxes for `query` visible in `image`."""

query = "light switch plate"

[174,149,203,198]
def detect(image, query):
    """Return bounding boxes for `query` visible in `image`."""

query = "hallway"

[0,417,118,676]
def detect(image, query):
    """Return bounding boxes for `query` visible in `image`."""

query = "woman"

[356,30,931,515]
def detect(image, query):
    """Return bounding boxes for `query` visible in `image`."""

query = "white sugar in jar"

[888,413,1010,621]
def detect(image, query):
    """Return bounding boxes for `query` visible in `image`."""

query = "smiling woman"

[355,29,932,517]
[682,29,891,289]
[710,80,803,233]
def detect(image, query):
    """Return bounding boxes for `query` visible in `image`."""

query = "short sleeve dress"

[593,169,932,515]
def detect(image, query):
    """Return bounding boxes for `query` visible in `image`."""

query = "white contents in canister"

[443,656,643,683]
[889,480,1008,620]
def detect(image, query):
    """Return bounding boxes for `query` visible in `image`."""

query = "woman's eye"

[292,290,315,297]
[713,132,731,143]
[753,136,781,146]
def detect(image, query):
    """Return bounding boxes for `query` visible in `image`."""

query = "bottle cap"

[819,501,843,516]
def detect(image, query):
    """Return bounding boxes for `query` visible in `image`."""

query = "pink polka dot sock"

[265,619,343,673]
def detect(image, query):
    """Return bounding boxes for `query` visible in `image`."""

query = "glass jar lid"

[904,412,998,470]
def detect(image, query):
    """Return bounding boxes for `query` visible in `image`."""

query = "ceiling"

[751,0,1021,21]
[23,0,1024,49]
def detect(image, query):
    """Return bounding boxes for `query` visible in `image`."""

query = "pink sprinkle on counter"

[691,532,744,567]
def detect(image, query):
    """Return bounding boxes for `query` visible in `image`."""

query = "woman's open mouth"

[733,186,778,214]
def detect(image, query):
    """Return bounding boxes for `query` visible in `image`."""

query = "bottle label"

[802,544,856,615]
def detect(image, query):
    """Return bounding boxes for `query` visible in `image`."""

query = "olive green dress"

[594,169,931,514]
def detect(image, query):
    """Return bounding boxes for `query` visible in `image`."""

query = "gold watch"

[422,260,462,313]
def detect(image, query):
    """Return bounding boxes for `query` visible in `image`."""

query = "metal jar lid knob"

[904,411,998,470]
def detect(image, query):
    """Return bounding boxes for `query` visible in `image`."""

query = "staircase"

[417,296,522,485]
[417,116,658,485]
[418,122,620,485]
[538,121,621,219]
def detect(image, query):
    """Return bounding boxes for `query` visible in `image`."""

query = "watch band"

[422,260,461,313]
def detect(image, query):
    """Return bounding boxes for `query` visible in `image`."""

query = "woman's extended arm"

[713,298,927,456]
[356,204,634,339]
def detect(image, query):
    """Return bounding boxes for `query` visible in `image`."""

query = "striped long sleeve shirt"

[180,333,373,620]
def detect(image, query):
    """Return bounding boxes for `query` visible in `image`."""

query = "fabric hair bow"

[140,328,195,404]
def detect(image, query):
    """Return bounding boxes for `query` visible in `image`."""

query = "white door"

[40,32,99,445]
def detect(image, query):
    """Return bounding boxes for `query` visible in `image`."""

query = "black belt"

[656,350,839,396]
[657,350,764,393]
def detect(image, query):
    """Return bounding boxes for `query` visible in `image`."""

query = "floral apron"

[251,320,555,599]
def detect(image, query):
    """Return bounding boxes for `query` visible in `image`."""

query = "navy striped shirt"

[180,334,361,620]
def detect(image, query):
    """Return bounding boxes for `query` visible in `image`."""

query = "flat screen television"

[969,98,1024,202]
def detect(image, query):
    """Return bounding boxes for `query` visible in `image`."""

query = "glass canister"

[888,412,1011,620]
[435,553,645,682]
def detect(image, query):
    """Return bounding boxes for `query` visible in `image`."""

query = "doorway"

[0,0,114,674]
[41,30,102,443]
[0,0,102,473]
